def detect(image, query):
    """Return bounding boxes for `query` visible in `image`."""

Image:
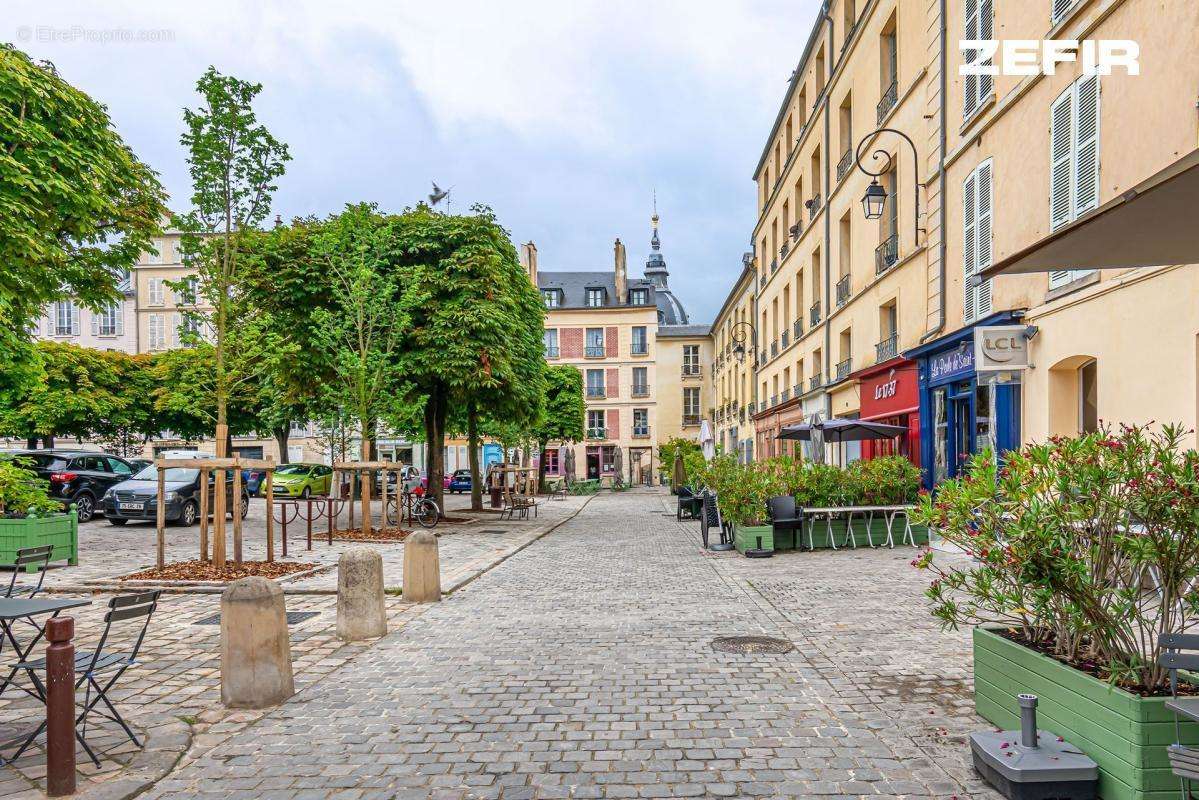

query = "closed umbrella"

[564,447,575,483]
[612,446,623,484]
[808,414,825,465]
[699,419,715,461]
[672,449,687,490]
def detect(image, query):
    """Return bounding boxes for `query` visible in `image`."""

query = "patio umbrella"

[808,414,825,464]
[564,447,575,483]
[612,446,623,482]
[699,419,715,461]
[672,449,687,489]
[777,418,906,442]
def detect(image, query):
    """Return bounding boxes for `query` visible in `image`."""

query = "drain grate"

[710,635,794,655]
[193,611,320,626]
[479,529,507,534]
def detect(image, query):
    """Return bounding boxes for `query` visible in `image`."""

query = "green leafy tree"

[175,66,290,456]
[0,45,166,333]
[529,365,585,492]
[151,344,260,444]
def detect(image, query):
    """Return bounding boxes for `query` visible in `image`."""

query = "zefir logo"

[961,39,1140,76]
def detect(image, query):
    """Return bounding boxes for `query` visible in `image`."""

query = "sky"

[10,0,821,323]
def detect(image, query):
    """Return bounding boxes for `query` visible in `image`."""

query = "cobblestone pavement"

[140,490,999,800]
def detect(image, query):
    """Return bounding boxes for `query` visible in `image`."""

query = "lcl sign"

[974,325,1031,372]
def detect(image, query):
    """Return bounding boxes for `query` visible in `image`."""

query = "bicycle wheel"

[413,498,439,528]
[385,496,399,526]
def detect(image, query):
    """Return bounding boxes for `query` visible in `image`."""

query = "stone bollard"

[402,530,441,603]
[220,577,295,708]
[337,547,387,641]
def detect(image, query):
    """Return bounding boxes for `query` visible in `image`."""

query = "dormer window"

[629,288,649,306]
[586,288,605,307]
[541,289,561,308]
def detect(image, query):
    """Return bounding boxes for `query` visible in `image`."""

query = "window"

[683,345,701,376]
[631,326,648,355]
[843,0,857,42]
[601,446,616,473]
[1049,75,1101,289]
[53,300,78,336]
[1052,0,1078,23]
[632,366,648,397]
[585,288,605,307]
[179,276,199,305]
[148,239,166,264]
[586,369,605,398]
[683,388,701,423]
[148,313,167,351]
[587,409,606,436]
[963,159,994,322]
[94,302,121,337]
[148,278,165,306]
[878,14,898,122]
[633,409,649,437]
[963,0,994,119]
[178,313,203,346]
[1079,360,1098,433]
[629,288,649,306]
[585,327,605,357]
[541,289,560,308]
[542,448,560,474]
[107,457,132,477]
[543,329,559,358]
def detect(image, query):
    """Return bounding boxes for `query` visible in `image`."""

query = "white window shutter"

[116,304,125,337]
[963,0,980,118]
[978,0,994,101]
[70,303,80,336]
[1049,86,1074,231]
[975,160,994,317]
[962,169,977,323]
[1073,74,1100,217]
[90,310,99,337]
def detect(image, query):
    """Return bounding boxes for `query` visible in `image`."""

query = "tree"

[151,344,260,445]
[389,205,546,513]
[530,365,585,491]
[175,66,290,457]
[0,45,166,333]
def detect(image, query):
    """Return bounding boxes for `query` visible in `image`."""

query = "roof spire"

[644,193,668,287]
[650,190,661,252]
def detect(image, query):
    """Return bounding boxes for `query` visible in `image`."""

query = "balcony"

[876,233,899,275]
[877,79,898,124]
[544,346,560,358]
[586,386,606,399]
[770,341,778,358]
[631,384,650,398]
[584,345,605,358]
[780,241,789,260]
[807,193,823,220]
[632,425,651,439]
[631,343,648,356]
[770,257,779,274]
[793,383,802,397]
[789,222,801,241]
[836,358,852,381]
[682,415,701,428]
[586,427,607,440]
[810,301,822,326]
[781,329,789,349]
[835,274,850,307]
[770,394,778,407]
[759,274,766,289]
[682,365,702,379]
[781,387,791,402]
[876,333,899,362]
[809,374,824,392]
[836,148,853,183]
[793,319,803,339]
[760,349,768,365]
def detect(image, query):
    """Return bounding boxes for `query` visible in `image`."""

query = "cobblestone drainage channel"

[193,610,321,626]
[710,635,795,654]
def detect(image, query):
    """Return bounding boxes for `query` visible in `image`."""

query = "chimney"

[520,241,538,287]
[613,238,627,303]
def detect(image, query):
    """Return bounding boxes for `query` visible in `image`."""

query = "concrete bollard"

[220,577,295,708]
[402,530,441,603]
[336,547,387,641]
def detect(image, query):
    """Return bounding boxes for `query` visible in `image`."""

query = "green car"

[270,463,333,498]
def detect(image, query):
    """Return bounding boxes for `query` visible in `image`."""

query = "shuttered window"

[92,302,122,337]
[962,0,994,120]
[1048,75,1101,290]
[148,313,166,351]
[962,159,993,323]
[148,278,165,306]
[53,301,80,336]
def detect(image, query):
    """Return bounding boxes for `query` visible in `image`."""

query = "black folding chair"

[3,545,53,600]
[767,496,806,551]
[11,590,161,767]
[677,487,702,520]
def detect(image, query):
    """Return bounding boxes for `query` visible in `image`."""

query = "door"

[586,450,600,480]
[948,380,975,480]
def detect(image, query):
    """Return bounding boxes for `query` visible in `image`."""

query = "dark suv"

[15,450,135,522]
[101,463,249,526]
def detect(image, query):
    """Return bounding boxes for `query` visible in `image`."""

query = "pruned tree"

[530,365,585,490]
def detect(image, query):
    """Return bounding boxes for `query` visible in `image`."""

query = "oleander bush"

[913,423,1199,692]
[0,457,62,518]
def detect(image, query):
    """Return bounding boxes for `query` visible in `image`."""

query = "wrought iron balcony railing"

[835,274,850,307]
[682,415,701,427]
[877,79,898,123]
[682,365,702,378]
[808,193,823,220]
[586,386,606,398]
[876,233,899,275]
[631,343,648,355]
[584,345,605,358]
[781,329,789,349]
[876,333,898,362]
[544,346,560,358]
[586,427,607,440]
[810,301,822,326]
[836,358,852,381]
[836,148,853,183]
[793,319,803,339]
[631,384,650,398]
[809,374,824,392]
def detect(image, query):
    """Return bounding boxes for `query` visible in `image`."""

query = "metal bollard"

[45,616,76,797]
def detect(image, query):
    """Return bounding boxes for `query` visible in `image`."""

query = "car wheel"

[74,493,95,523]
[179,500,199,527]
[108,517,128,526]
[301,486,311,499]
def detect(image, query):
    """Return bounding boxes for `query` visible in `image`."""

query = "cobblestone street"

[139,490,998,800]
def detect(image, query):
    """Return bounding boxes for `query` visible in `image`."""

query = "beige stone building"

[527,212,711,485]
[711,259,758,460]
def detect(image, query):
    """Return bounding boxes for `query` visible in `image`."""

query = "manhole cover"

[710,635,794,655]
[193,611,320,626]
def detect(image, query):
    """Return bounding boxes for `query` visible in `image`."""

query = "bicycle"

[386,485,440,529]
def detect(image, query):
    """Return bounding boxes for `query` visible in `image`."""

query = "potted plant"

[0,457,78,570]
[699,456,777,553]
[914,424,1199,800]
[847,456,929,546]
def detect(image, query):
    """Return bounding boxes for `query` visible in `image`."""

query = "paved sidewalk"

[140,490,999,800]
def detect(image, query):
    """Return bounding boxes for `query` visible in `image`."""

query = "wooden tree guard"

[154,456,276,571]
[331,462,408,536]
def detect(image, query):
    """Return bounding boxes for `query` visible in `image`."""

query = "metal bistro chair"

[11,590,161,767]
[3,545,53,600]
[677,486,703,521]
[767,496,806,551]
[700,491,734,550]
[1158,632,1199,798]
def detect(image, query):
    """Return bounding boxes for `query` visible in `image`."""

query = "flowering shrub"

[850,456,922,505]
[0,458,62,518]
[913,423,1199,691]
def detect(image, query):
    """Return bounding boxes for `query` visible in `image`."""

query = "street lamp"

[730,320,757,365]
[854,127,922,243]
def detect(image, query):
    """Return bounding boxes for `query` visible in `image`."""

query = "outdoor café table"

[801,505,918,550]
[0,597,92,701]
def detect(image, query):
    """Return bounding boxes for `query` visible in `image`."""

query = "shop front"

[906,312,1023,490]
[853,358,920,468]
[828,381,862,465]
[799,391,827,463]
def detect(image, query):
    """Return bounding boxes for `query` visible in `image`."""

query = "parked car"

[127,458,153,473]
[101,459,248,526]
[270,463,333,498]
[447,469,472,493]
[420,472,454,490]
[15,450,136,522]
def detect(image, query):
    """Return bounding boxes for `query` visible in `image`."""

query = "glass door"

[948,380,975,479]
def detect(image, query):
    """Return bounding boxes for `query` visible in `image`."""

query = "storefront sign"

[861,364,918,418]
[928,342,974,383]
[974,325,1030,372]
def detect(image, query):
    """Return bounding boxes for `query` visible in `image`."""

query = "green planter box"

[974,625,1198,800]
[734,524,773,554]
[0,509,78,571]
[803,515,930,549]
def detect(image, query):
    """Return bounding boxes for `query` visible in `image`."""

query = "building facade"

[711,260,758,461]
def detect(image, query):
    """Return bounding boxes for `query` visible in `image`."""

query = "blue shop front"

[905,312,1023,489]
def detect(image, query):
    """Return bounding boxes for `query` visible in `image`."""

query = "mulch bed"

[121,560,317,582]
[330,526,415,542]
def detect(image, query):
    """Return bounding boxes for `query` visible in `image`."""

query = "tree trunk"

[274,426,289,464]
[360,436,372,538]
[423,385,447,517]
[467,402,482,511]
[538,439,549,493]
[26,436,38,450]
[42,435,55,449]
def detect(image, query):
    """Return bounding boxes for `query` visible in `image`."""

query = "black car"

[101,463,249,526]
[15,450,136,522]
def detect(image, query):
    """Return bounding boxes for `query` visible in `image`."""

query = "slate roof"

[537,272,656,311]
[656,324,711,338]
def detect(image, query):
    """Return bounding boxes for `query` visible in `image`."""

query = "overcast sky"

[10,1,821,323]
